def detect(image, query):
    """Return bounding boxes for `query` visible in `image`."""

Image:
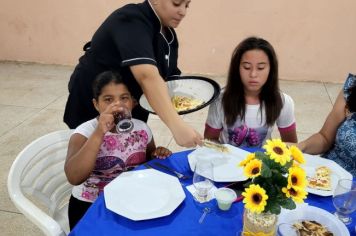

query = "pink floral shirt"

[71,118,152,202]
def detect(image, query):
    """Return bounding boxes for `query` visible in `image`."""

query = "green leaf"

[272,172,288,187]
[264,200,281,215]
[279,198,296,210]
[260,162,272,178]
[255,151,266,160]
[281,160,293,173]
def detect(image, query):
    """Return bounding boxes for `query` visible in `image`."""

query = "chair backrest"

[7,129,74,236]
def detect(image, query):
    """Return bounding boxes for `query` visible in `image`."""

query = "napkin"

[186,184,218,203]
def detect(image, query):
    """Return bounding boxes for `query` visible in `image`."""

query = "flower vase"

[242,208,277,236]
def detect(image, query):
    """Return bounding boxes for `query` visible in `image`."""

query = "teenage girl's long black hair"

[222,37,282,126]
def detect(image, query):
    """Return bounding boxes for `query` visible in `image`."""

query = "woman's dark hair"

[92,71,125,100]
[222,36,282,126]
[347,84,356,113]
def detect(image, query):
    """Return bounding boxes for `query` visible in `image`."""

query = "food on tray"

[293,220,333,236]
[171,95,203,112]
[202,139,229,153]
[307,166,332,191]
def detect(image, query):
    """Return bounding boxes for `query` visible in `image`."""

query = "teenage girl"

[204,37,297,148]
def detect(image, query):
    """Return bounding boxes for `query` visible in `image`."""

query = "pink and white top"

[205,92,296,148]
[71,118,152,203]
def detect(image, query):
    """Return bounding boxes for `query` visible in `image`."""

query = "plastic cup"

[215,187,237,211]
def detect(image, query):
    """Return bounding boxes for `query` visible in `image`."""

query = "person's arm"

[204,125,221,143]
[146,138,172,160]
[130,64,202,147]
[146,138,156,161]
[64,131,103,185]
[298,90,346,154]
[64,103,121,185]
[279,127,298,143]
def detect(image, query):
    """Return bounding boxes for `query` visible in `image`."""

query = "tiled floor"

[0,62,342,235]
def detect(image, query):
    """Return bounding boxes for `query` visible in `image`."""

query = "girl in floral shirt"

[64,71,171,230]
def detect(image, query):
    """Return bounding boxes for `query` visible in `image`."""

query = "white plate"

[139,76,220,115]
[188,144,249,182]
[303,153,353,196]
[278,205,350,236]
[104,169,185,221]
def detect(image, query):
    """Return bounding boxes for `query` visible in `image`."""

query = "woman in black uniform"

[64,0,201,148]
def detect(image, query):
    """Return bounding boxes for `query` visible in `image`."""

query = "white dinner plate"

[187,144,249,182]
[139,76,220,115]
[302,153,353,196]
[104,169,185,221]
[278,205,350,236]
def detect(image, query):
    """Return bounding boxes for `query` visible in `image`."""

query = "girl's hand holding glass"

[113,105,133,133]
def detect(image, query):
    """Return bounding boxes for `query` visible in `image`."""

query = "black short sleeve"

[107,13,157,67]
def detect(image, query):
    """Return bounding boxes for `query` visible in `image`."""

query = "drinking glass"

[193,161,214,202]
[114,107,134,133]
[332,178,356,225]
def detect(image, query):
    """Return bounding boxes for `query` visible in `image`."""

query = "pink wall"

[0,0,355,82]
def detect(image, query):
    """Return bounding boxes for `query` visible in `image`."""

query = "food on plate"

[202,139,229,153]
[307,166,332,191]
[293,220,333,236]
[171,95,203,112]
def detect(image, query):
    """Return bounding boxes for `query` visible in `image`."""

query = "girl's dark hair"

[222,36,282,126]
[347,84,356,113]
[92,71,125,100]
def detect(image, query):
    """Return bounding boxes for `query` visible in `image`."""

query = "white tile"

[0,211,43,236]
[324,82,342,105]
[0,105,40,136]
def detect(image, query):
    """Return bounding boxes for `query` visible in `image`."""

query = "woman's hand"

[152,146,172,159]
[172,121,203,148]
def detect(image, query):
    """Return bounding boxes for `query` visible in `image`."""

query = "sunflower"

[242,184,268,213]
[239,153,255,167]
[244,159,262,178]
[287,166,307,189]
[290,145,305,164]
[263,139,291,165]
[282,186,308,203]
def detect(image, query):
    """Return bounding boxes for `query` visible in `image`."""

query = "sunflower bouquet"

[239,139,308,215]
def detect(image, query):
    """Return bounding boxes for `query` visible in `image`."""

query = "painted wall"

[0,0,355,82]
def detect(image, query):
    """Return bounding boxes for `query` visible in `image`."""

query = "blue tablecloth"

[69,149,356,236]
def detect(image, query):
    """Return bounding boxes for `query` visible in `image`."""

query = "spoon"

[199,207,211,224]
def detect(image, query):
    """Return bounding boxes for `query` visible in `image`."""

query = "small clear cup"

[214,187,237,211]
[114,107,134,133]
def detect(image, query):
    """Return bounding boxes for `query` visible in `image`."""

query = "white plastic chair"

[7,129,74,236]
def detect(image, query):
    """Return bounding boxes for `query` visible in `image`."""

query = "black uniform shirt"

[64,0,181,128]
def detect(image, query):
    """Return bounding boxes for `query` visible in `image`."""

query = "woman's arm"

[298,90,346,154]
[130,64,202,148]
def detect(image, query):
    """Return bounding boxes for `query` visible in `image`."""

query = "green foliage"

[245,150,299,214]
